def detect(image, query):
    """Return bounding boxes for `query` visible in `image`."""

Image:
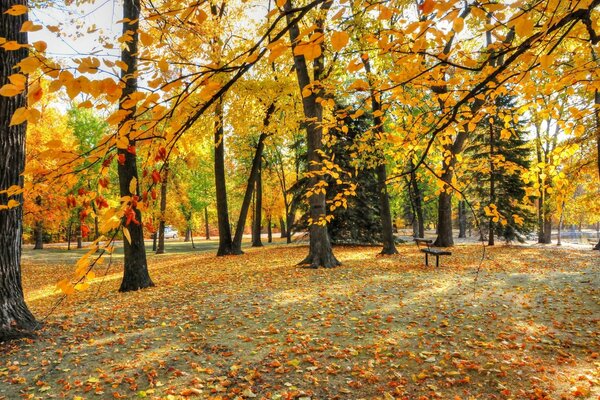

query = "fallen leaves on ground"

[1,243,599,399]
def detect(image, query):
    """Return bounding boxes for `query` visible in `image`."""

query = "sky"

[29,0,122,64]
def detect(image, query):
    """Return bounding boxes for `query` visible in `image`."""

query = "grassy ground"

[1,242,598,399]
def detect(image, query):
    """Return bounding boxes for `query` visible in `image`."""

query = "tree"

[116,0,154,292]
[0,0,38,340]
[284,0,340,268]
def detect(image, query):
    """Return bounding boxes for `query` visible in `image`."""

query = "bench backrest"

[414,238,432,250]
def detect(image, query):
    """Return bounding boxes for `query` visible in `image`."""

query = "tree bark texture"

[33,197,43,250]
[232,106,273,253]
[410,167,425,238]
[279,217,286,238]
[117,0,154,292]
[363,57,397,255]
[251,159,263,247]
[204,206,210,240]
[214,97,236,255]
[156,161,169,254]
[285,0,339,268]
[458,200,467,239]
[0,0,38,340]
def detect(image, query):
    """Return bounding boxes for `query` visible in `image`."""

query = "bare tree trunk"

[117,0,153,292]
[0,0,38,340]
[557,202,564,246]
[267,216,272,243]
[185,228,191,242]
[33,197,43,250]
[252,159,263,247]
[77,221,82,249]
[594,90,600,250]
[410,167,425,238]
[285,0,339,268]
[67,222,72,250]
[214,97,236,256]
[279,217,286,238]
[156,161,169,254]
[204,206,210,240]
[362,57,397,255]
[458,200,467,239]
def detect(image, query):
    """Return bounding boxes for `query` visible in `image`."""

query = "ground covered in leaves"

[1,243,599,399]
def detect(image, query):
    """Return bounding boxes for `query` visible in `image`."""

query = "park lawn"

[1,244,598,400]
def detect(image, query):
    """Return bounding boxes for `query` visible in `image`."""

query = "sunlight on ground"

[1,244,598,400]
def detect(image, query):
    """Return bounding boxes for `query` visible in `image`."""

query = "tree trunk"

[488,122,495,246]
[152,229,157,252]
[117,0,154,292]
[363,57,397,255]
[76,222,82,249]
[410,167,425,238]
[267,216,272,243]
[594,89,600,250]
[0,0,38,340]
[542,215,552,244]
[285,0,339,268]
[458,201,467,239]
[156,161,169,254]
[204,206,210,240]
[252,159,263,247]
[185,228,191,242]
[214,97,236,256]
[279,217,286,238]
[557,203,564,246]
[33,197,43,250]
[67,222,72,250]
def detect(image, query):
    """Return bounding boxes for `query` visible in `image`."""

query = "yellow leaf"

[0,84,22,97]
[17,56,40,73]
[347,59,364,73]
[2,41,23,51]
[56,279,75,295]
[129,177,137,195]
[331,31,349,52]
[33,40,46,52]
[9,107,28,126]
[20,20,42,32]
[276,0,286,7]
[7,199,20,208]
[123,227,132,244]
[421,0,435,15]
[139,30,153,46]
[4,4,28,15]
[158,59,169,73]
[514,16,534,37]
[8,74,26,89]
[453,18,464,33]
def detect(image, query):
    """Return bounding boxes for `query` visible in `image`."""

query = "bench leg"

[425,253,429,266]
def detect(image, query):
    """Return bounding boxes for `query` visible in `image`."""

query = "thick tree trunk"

[204,206,210,240]
[185,227,191,242]
[214,97,236,256]
[0,1,38,340]
[117,0,153,292]
[33,196,43,249]
[156,161,169,254]
[542,215,552,244]
[252,160,263,247]
[286,0,339,268]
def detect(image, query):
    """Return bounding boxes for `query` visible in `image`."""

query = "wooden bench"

[414,238,452,267]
